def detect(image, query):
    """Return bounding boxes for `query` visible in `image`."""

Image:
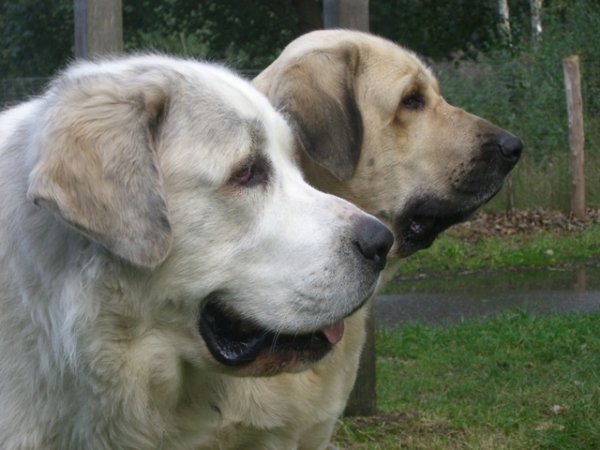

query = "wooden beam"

[339,0,372,419]
[343,301,377,416]
[562,55,586,219]
[324,0,369,31]
[339,0,369,31]
[323,0,339,29]
[74,0,123,59]
[323,0,375,417]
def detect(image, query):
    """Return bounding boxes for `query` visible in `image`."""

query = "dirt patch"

[344,411,419,428]
[448,208,600,240]
[332,411,465,449]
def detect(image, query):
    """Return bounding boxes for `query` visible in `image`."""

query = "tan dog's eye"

[401,93,425,110]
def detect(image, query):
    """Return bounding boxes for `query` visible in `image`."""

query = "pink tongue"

[322,320,345,344]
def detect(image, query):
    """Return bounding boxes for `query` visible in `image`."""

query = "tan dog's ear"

[27,74,172,269]
[263,46,363,182]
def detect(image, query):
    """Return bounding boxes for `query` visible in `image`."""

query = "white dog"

[0,55,393,449]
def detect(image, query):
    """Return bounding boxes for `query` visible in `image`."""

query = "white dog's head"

[24,56,392,377]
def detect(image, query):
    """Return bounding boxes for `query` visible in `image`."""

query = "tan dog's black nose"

[353,217,394,271]
[498,133,523,163]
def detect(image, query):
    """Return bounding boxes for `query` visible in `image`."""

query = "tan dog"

[201,30,522,449]
[0,54,393,449]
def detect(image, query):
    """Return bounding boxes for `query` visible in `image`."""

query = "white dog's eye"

[401,93,425,110]
[233,166,253,185]
[230,156,270,188]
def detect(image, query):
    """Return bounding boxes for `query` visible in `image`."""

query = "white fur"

[0,55,384,449]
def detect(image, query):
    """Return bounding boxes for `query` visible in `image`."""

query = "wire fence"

[3,63,598,113]
[582,61,600,117]
[1,77,50,108]
[2,63,598,113]
[431,58,600,210]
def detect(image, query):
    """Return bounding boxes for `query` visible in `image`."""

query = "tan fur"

[0,54,391,449]
[196,30,521,449]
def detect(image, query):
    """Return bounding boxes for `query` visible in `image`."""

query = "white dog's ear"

[259,45,363,182]
[27,74,172,269]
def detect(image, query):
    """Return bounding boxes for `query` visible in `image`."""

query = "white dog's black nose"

[498,132,523,163]
[353,217,394,271]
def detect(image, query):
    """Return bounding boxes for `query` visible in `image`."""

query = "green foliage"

[0,0,73,77]
[370,0,498,59]
[0,0,302,77]
[123,0,298,69]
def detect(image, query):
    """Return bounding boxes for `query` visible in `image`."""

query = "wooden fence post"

[74,0,123,59]
[324,0,369,31]
[338,0,369,31]
[505,174,514,219]
[562,55,585,219]
[323,0,375,417]
[344,300,377,417]
[323,0,339,29]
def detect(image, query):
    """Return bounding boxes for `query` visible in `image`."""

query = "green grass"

[332,223,600,448]
[382,222,600,293]
[332,310,600,449]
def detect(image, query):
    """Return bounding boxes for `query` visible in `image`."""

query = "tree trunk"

[498,0,511,46]
[530,0,543,50]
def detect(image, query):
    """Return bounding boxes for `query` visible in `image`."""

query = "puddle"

[375,266,600,327]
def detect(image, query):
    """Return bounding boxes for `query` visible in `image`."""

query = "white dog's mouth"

[199,297,345,375]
